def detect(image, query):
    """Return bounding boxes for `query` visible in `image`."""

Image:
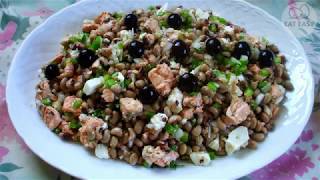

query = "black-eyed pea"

[164,106,172,117]
[110,127,123,137]
[101,129,111,144]
[135,80,145,89]
[109,148,117,159]
[109,136,118,148]
[183,121,192,132]
[192,125,202,137]
[248,139,257,149]
[134,120,144,134]
[133,138,144,147]
[192,145,200,152]
[178,143,187,155]
[128,153,138,165]
[253,133,265,142]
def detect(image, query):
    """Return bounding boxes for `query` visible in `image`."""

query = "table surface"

[0,0,319,179]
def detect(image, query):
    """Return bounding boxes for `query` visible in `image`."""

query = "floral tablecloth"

[0,0,319,179]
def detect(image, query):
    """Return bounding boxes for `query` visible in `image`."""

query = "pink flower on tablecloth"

[0,84,29,152]
[0,146,9,162]
[0,21,17,51]
[311,144,319,151]
[250,147,315,180]
[295,129,314,144]
[22,7,54,18]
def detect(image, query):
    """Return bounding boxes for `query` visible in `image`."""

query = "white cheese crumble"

[169,61,180,69]
[119,29,134,43]
[146,113,168,131]
[167,88,183,113]
[156,3,168,16]
[224,26,234,33]
[139,32,147,40]
[179,67,188,75]
[191,65,201,75]
[225,126,249,155]
[95,144,110,159]
[111,42,124,63]
[112,72,125,82]
[275,85,286,104]
[195,8,210,20]
[208,136,220,151]
[255,93,265,105]
[190,152,211,166]
[69,50,79,59]
[83,76,104,95]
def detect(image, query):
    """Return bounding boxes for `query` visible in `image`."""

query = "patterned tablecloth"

[0,0,319,179]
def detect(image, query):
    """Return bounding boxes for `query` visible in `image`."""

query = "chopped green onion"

[244,87,254,97]
[180,132,189,143]
[53,128,61,134]
[148,6,156,11]
[168,161,178,169]
[90,36,103,51]
[143,64,156,72]
[213,102,222,109]
[164,124,180,136]
[207,81,219,92]
[208,151,216,160]
[261,37,269,45]
[189,92,199,96]
[69,33,88,44]
[170,145,177,152]
[143,161,151,168]
[145,111,155,120]
[194,47,205,53]
[69,119,81,129]
[120,79,131,89]
[104,74,118,88]
[117,41,125,49]
[159,19,168,28]
[92,109,105,119]
[94,67,106,77]
[41,98,52,106]
[113,12,123,21]
[209,16,228,25]
[274,56,281,64]
[239,33,246,40]
[258,81,272,93]
[72,99,82,109]
[190,58,203,69]
[250,101,258,110]
[212,69,227,81]
[208,23,217,32]
[180,9,193,29]
[259,69,270,77]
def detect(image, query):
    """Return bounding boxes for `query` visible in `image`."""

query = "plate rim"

[5,0,315,179]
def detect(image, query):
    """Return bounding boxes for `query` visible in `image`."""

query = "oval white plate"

[6,0,314,179]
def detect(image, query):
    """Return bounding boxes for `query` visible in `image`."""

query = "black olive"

[138,86,159,104]
[78,48,98,68]
[259,50,274,67]
[206,37,222,55]
[128,40,145,58]
[171,40,189,62]
[233,41,251,59]
[178,73,198,93]
[45,64,60,80]
[167,13,183,29]
[124,13,138,30]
